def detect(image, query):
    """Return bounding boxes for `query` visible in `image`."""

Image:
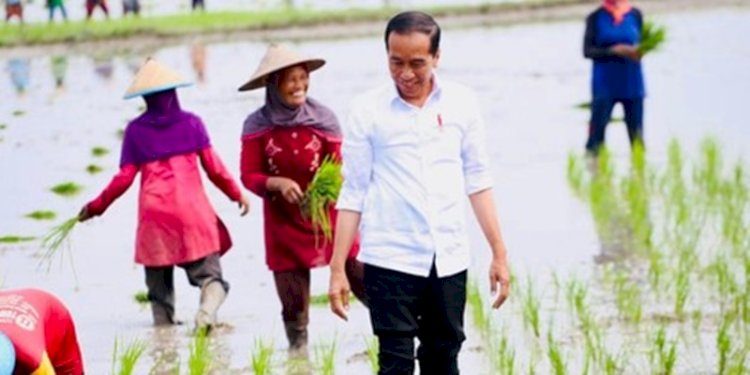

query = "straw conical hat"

[238,44,325,92]
[123,58,192,99]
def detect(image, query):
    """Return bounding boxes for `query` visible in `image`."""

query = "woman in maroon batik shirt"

[238,44,366,352]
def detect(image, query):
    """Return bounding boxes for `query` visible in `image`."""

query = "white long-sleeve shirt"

[337,77,493,278]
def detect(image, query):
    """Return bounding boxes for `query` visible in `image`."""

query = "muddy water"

[1,5,749,374]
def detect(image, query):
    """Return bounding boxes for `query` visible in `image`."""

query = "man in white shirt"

[328,10,511,375]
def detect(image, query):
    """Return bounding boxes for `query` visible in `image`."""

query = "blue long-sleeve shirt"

[584,7,646,99]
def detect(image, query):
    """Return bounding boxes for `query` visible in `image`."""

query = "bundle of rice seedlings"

[301,155,343,245]
[639,21,667,55]
[112,337,148,375]
[40,216,78,263]
[188,328,213,375]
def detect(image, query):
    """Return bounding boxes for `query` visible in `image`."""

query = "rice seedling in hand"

[639,21,667,55]
[50,182,83,197]
[24,210,57,221]
[40,216,79,265]
[300,155,343,245]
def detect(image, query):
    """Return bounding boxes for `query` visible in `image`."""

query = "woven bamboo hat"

[238,44,325,92]
[123,58,192,99]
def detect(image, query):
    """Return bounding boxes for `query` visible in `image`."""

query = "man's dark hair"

[384,11,441,56]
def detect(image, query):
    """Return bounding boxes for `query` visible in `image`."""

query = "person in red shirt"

[0,288,84,375]
[79,58,250,331]
[238,44,365,352]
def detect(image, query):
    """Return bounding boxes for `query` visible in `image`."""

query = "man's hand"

[328,269,351,321]
[489,255,510,309]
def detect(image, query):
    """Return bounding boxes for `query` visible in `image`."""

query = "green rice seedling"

[86,164,104,175]
[612,269,642,324]
[188,328,213,375]
[24,210,56,221]
[249,337,274,375]
[116,128,125,139]
[11,110,24,117]
[364,336,379,374]
[649,326,677,375]
[638,21,667,55]
[494,330,515,375]
[314,338,337,375]
[648,247,665,293]
[546,330,566,375]
[301,155,342,245]
[0,235,36,243]
[0,124,6,130]
[574,101,591,110]
[92,146,110,157]
[40,216,78,256]
[112,337,148,375]
[467,280,491,336]
[50,182,83,197]
[133,291,149,306]
[566,152,586,198]
[717,314,732,375]
[521,276,541,338]
[694,137,723,203]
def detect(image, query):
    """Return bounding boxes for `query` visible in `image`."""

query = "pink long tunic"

[86,147,242,266]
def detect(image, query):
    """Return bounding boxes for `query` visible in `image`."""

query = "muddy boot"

[194,281,227,332]
[284,319,308,355]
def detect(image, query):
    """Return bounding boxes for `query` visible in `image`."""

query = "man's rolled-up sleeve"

[336,104,373,212]
[461,94,494,195]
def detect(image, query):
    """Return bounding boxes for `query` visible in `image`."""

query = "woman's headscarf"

[602,0,632,25]
[120,89,210,167]
[242,68,340,138]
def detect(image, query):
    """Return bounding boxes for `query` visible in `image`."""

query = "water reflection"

[51,55,68,92]
[6,57,30,96]
[93,55,115,81]
[191,42,207,84]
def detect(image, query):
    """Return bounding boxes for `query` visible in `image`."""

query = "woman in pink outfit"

[79,59,249,331]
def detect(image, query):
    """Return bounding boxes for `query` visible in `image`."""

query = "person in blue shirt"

[583,0,645,155]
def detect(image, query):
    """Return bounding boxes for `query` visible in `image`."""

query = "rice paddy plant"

[301,155,342,245]
[693,137,723,205]
[249,337,274,375]
[0,235,36,243]
[648,247,665,293]
[467,279,491,336]
[649,326,677,375]
[87,164,104,174]
[546,330,567,375]
[24,210,56,221]
[717,314,733,375]
[520,276,541,338]
[133,291,149,306]
[188,328,212,375]
[638,21,667,55]
[314,338,337,375]
[673,257,691,319]
[11,110,24,117]
[612,269,642,324]
[50,182,83,197]
[492,328,515,375]
[92,146,110,157]
[112,337,148,375]
[364,336,379,374]
[566,152,586,198]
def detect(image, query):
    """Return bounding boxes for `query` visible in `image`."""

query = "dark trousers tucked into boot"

[145,253,228,327]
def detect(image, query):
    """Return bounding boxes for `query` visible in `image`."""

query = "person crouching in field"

[79,58,250,331]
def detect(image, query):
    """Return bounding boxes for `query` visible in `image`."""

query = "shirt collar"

[389,73,443,112]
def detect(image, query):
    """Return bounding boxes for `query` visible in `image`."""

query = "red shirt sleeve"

[198,146,242,202]
[85,164,139,216]
[240,134,270,197]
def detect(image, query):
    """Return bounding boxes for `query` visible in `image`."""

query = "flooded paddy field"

[1,4,749,374]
